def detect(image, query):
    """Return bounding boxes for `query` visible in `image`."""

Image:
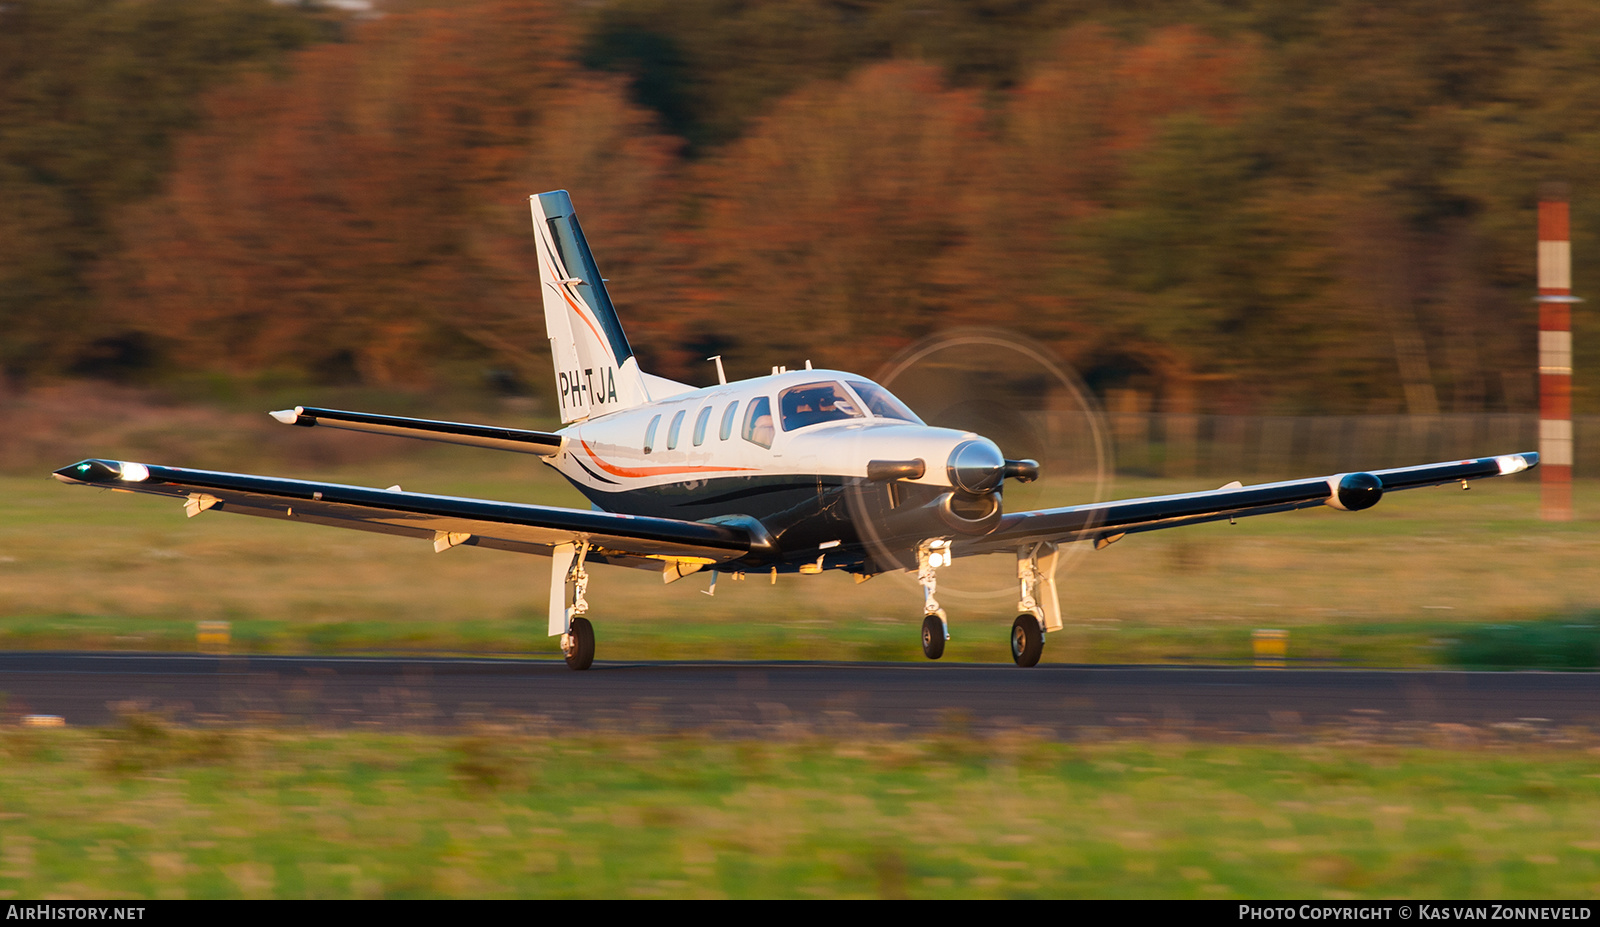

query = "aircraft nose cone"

[946,439,1005,494]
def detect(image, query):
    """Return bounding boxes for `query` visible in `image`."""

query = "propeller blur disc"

[852,329,1113,601]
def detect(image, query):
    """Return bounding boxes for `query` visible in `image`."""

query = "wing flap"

[969,452,1539,554]
[53,459,750,567]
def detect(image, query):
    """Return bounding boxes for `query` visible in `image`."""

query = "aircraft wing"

[964,452,1540,555]
[51,459,751,571]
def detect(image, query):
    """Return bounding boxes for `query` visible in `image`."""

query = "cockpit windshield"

[779,381,865,431]
[846,380,923,424]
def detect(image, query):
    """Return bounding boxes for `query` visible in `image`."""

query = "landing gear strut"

[551,540,595,670]
[917,539,951,660]
[1012,542,1060,667]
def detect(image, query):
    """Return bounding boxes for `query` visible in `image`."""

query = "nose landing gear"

[916,540,951,660]
[921,613,946,660]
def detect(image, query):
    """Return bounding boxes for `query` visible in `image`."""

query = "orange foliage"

[679,61,985,378]
[102,17,1281,404]
[673,27,1258,386]
[103,0,675,387]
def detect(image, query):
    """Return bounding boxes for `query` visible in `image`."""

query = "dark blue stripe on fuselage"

[569,473,865,563]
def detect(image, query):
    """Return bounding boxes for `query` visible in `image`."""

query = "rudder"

[532,191,650,423]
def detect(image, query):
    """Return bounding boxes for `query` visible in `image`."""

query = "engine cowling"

[935,490,1003,535]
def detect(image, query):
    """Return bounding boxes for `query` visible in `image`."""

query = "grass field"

[4,391,1599,900]
[1,720,1598,899]
[1,429,1595,666]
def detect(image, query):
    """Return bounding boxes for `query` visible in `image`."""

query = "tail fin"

[532,190,650,423]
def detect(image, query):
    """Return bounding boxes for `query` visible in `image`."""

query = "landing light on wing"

[1497,455,1531,475]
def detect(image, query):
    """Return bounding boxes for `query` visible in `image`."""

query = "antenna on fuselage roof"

[708,355,727,386]
[805,359,813,370]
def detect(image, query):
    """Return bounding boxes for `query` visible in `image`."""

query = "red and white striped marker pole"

[1538,183,1577,521]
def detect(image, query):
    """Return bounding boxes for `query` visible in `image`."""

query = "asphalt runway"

[2,652,1598,737]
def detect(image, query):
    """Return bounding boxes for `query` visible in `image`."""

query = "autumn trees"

[0,0,328,381]
[7,0,1599,414]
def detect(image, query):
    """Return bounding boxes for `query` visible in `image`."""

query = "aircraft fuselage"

[546,368,1004,573]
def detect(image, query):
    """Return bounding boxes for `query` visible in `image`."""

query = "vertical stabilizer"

[532,191,651,423]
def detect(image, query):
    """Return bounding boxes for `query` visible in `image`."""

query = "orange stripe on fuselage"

[581,440,757,479]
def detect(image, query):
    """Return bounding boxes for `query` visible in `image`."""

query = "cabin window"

[742,396,774,448]
[692,406,713,446]
[643,414,661,453]
[845,380,922,423]
[719,401,739,441]
[667,410,687,450]
[779,381,864,432]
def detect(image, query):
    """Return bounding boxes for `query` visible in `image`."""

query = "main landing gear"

[1010,541,1060,667]
[1010,614,1044,667]
[551,541,596,670]
[914,539,1063,666]
[564,616,595,671]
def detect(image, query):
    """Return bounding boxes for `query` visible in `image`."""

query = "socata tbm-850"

[55,191,1538,669]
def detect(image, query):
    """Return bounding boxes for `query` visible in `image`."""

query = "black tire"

[921,614,946,660]
[564,616,595,671]
[1010,614,1043,667]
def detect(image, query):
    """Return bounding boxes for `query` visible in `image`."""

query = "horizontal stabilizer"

[271,406,565,456]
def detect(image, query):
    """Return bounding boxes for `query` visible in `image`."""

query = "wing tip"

[52,459,146,484]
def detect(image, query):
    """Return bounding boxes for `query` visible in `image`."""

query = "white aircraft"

[55,190,1539,669]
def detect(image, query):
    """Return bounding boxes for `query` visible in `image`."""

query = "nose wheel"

[915,540,952,661]
[921,613,946,660]
[1010,614,1044,667]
